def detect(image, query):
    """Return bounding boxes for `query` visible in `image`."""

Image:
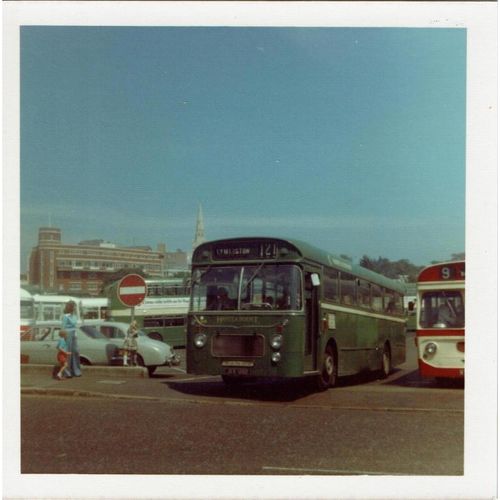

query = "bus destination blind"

[213,241,278,260]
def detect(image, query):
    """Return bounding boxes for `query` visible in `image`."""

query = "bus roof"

[79,297,108,306]
[418,260,465,283]
[32,294,81,303]
[193,237,407,294]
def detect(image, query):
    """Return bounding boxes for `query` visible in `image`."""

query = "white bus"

[80,297,109,324]
[20,288,35,334]
[32,294,82,326]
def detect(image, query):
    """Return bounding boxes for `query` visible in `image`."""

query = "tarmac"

[20,364,183,401]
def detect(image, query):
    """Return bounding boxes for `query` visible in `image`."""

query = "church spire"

[192,204,205,250]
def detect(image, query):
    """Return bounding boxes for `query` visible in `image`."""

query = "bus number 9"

[441,267,451,280]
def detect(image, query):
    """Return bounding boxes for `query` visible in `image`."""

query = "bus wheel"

[148,332,163,342]
[380,343,392,378]
[317,345,337,391]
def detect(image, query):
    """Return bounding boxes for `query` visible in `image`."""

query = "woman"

[62,300,81,377]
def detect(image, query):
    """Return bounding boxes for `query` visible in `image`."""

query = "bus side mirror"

[408,301,415,312]
[311,274,320,287]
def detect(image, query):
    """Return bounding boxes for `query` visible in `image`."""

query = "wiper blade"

[440,291,457,316]
[243,263,265,291]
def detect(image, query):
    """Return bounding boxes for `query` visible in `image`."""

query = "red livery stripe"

[418,359,465,379]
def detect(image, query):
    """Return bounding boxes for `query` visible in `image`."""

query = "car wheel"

[80,357,91,366]
[317,344,337,391]
[147,366,157,377]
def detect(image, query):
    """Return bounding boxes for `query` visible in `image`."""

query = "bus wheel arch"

[317,340,338,391]
[380,341,392,378]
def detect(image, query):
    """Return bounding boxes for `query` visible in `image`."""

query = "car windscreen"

[80,325,108,339]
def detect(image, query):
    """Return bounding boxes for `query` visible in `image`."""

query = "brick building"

[27,227,188,295]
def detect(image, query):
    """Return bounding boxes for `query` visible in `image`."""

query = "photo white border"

[3,2,497,499]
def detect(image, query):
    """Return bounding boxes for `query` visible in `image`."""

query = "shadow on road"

[163,367,463,402]
[383,370,464,390]
[165,376,322,402]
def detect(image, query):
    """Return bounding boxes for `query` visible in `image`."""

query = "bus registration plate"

[223,367,249,376]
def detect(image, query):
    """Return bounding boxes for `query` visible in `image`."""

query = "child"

[123,320,139,366]
[55,330,71,380]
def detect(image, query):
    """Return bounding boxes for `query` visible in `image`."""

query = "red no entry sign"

[117,274,147,307]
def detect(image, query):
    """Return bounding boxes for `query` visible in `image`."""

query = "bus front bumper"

[418,359,464,378]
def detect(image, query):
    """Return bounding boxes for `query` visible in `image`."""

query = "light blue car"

[21,324,119,366]
[96,321,181,376]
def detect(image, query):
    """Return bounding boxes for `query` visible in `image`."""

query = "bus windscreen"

[191,264,302,312]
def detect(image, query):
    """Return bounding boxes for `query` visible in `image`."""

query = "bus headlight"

[271,352,281,363]
[270,334,283,350]
[424,342,438,356]
[194,333,207,348]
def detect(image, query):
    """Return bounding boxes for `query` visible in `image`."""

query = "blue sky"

[21,27,466,270]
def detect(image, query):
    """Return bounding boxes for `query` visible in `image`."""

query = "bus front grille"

[212,334,265,358]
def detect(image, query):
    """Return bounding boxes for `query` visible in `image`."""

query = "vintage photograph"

[3,2,497,499]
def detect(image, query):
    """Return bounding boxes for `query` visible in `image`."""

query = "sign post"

[117,274,147,323]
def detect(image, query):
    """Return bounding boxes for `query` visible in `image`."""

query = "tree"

[359,256,422,282]
[360,255,376,270]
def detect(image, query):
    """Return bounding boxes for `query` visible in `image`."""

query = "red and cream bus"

[416,261,465,380]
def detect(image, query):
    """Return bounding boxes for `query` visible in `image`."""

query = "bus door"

[304,270,321,371]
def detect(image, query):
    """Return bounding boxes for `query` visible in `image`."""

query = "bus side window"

[357,279,371,309]
[371,284,383,312]
[340,272,355,305]
[324,270,339,302]
[384,291,403,315]
[384,290,394,314]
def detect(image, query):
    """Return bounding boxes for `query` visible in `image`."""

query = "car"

[21,323,120,367]
[96,321,180,376]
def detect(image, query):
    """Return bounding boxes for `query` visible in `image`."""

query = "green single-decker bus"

[186,237,407,389]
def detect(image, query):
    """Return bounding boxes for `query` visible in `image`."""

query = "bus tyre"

[380,343,391,379]
[317,345,337,391]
